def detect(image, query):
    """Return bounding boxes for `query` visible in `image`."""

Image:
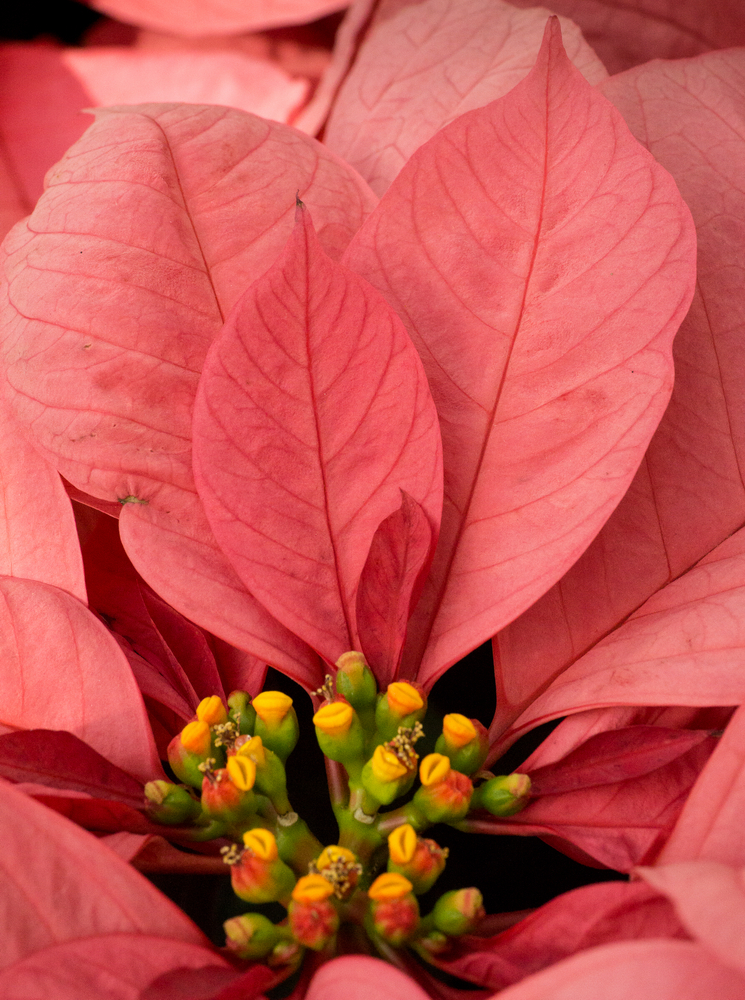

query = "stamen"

[197,757,219,782]
[220,843,243,866]
[309,850,363,900]
[212,719,239,749]
[313,675,335,701]
[385,722,424,772]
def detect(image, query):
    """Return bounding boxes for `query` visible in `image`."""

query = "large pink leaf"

[493,46,745,737]
[504,0,745,73]
[493,940,745,1000]
[501,527,745,750]
[193,205,442,665]
[0,399,85,602]
[658,704,745,867]
[0,149,28,243]
[0,103,376,685]
[344,18,696,688]
[356,491,433,686]
[637,860,745,975]
[87,0,349,36]
[0,577,160,782]
[433,880,685,991]
[0,935,229,1000]
[324,0,606,195]
[0,780,206,968]
[305,956,431,1000]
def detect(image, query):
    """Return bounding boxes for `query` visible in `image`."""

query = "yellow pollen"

[226,755,256,792]
[292,874,335,903]
[386,682,423,716]
[196,696,227,726]
[242,827,278,861]
[236,735,266,767]
[180,719,211,755]
[368,872,413,900]
[371,744,409,784]
[253,691,293,725]
[388,824,417,865]
[420,753,451,787]
[316,845,357,870]
[442,713,477,748]
[313,701,354,736]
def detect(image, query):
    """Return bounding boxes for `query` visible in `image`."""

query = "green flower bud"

[223,912,283,959]
[253,691,299,762]
[434,714,490,776]
[144,780,201,825]
[335,651,378,711]
[478,773,531,816]
[433,888,485,937]
[313,700,366,766]
[167,720,225,789]
[228,690,256,736]
[374,682,426,743]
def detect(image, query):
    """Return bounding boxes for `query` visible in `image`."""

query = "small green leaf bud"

[335,651,378,710]
[223,912,283,960]
[144,780,201,825]
[228,690,256,735]
[478,773,532,816]
[433,888,485,937]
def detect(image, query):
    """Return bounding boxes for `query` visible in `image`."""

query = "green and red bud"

[366,872,420,947]
[361,743,416,806]
[435,714,490,776]
[476,773,532,817]
[433,888,485,936]
[413,754,472,823]
[167,719,224,788]
[235,735,292,816]
[231,828,297,904]
[253,691,299,762]
[201,755,257,824]
[223,912,286,960]
[288,874,339,950]
[375,682,426,743]
[387,824,448,895]
[334,651,378,713]
[313,699,366,766]
[228,690,257,736]
[144,780,201,825]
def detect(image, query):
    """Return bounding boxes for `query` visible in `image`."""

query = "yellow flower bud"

[316,845,357,870]
[442,713,477,748]
[252,691,293,725]
[292,874,335,902]
[371,744,409,783]
[386,682,423,716]
[180,719,211,755]
[196,696,227,726]
[368,872,413,900]
[420,753,451,787]
[388,824,417,866]
[313,701,354,736]
[242,828,278,862]
[236,735,266,767]
[227,755,256,792]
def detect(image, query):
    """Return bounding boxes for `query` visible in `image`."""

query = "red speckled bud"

[289,876,339,951]
[413,757,472,824]
[387,824,448,895]
[368,894,420,947]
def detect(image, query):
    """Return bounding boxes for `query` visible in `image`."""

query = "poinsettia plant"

[2,0,745,996]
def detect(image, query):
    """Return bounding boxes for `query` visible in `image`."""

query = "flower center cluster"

[144,651,531,976]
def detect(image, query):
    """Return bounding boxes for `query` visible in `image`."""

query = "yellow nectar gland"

[180,719,211,755]
[442,713,477,749]
[386,682,423,716]
[368,872,413,900]
[313,701,354,736]
[292,874,335,903]
[388,824,417,865]
[371,744,410,783]
[226,755,256,792]
[196,696,227,726]
[420,753,451,787]
[236,735,266,767]
[316,845,358,870]
[242,827,278,862]
[253,691,293,725]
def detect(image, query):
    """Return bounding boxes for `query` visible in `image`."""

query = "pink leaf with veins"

[0,577,160,782]
[0,935,230,1000]
[637,861,745,975]
[659,704,745,867]
[0,103,375,684]
[324,0,607,195]
[490,940,745,1000]
[432,880,685,992]
[0,779,207,968]
[305,956,432,1000]
[193,205,442,665]
[492,42,745,739]
[356,491,433,686]
[345,18,696,689]
[87,0,349,36]
[504,0,745,73]
[500,526,745,752]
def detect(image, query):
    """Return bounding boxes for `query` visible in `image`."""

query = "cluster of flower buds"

[141,654,534,971]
